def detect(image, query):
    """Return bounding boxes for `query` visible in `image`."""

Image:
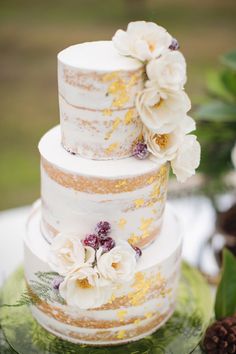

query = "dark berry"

[133,142,149,160]
[84,234,100,250]
[132,246,142,259]
[100,237,116,252]
[169,38,180,51]
[52,276,64,290]
[95,221,111,238]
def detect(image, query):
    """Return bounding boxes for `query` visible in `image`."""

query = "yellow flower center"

[154,134,169,149]
[148,42,156,52]
[112,262,120,270]
[76,278,92,289]
[154,98,164,109]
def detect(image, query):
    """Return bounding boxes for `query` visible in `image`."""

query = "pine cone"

[203,316,236,354]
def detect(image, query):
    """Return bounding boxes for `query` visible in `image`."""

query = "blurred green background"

[0,0,236,210]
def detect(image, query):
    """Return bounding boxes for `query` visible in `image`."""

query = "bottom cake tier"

[24,201,182,346]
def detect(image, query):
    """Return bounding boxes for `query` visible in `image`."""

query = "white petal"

[112,21,172,61]
[171,135,201,182]
[231,143,236,169]
[112,30,131,56]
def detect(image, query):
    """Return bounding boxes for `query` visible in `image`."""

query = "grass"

[0,0,236,210]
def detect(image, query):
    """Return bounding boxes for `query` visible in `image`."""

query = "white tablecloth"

[0,196,219,287]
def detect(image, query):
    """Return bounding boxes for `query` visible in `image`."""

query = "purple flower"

[169,38,180,51]
[100,237,116,253]
[133,142,149,160]
[95,221,111,238]
[52,275,64,290]
[84,234,100,250]
[132,246,142,260]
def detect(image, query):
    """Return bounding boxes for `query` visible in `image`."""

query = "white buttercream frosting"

[26,201,182,270]
[58,41,142,72]
[24,202,182,345]
[38,125,162,178]
[39,126,168,247]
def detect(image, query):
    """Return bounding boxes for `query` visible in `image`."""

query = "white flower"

[143,127,181,163]
[112,21,172,61]
[171,135,201,182]
[97,242,136,282]
[143,115,196,164]
[179,115,196,134]
[59,267,112,309]
[231,143,236,169]
[49,233,95,276]
[146,51,187,91]
[136,84,191,134]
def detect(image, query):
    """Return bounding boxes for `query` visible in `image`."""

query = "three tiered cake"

[24,21,200,345]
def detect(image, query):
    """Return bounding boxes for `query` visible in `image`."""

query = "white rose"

[179,115,196,134]
[231,143,236,169]
[59,267,111,309]
[143,115,196,163]
[136,84,191,134]
[143,127,183,163]
[97,242,136,282]
[49,233,95,276]
[171,135,201,182]
[146,51,187,91]
[112,21,172,61]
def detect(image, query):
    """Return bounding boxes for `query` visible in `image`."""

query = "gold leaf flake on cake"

[105,143,119,154]
[102,108,112,116]
[108,79,125,94]
[102,72,119,82]
[147,176,155,184]
[112,94,129,108]
[118,218,127,229]
[102,71,139,109]
[150,183,161,198]
[106,75,129,108]
[141,230,150,240]
[139,217,154,231]
[108,294,116,304]
[127,73,138,87]
[105,118,121,140]
[134,199,145,208]
[128,233,140,245]
[124,109,134,125]
[128,272,152,306]
[117,330,126,339]
[145,312,154,319]
[42,158,169,194]
[117,310,127,321]
[115,180,127,189]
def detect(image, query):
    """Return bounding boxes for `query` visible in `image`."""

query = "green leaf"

[195,101,236,121]
[220,51,236,71]
[221,69,236,97]
[215,249,236,319]
[206,70,235,102]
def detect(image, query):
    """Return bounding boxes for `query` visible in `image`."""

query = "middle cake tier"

[39,126,169,248]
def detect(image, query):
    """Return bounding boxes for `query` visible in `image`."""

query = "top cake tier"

[58,41,144,160]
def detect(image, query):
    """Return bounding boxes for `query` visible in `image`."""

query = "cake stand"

[0,262,211,354]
